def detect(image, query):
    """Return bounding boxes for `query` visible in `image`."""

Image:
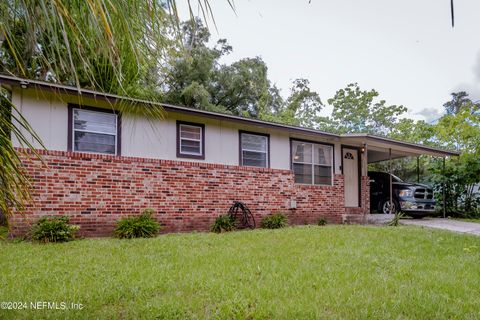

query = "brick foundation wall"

[342,176,371,224]
[12,149,369,237]
[361,176,371,214]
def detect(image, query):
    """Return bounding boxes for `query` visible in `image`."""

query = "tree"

[211,57,271,117]
[163,18,219,110]
[259,79,323,129]
[431,154,480,216]
[0,1,212,221]
[321,83,407,135]
[0,1,177,99]
[389,118,436,146]
[164,19,274,116]
[430,97,480,216]
[368,119,436,183]
[443,91,480,115]
[436,102,480,153]
[164,19,325,122]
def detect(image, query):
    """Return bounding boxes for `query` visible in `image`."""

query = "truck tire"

[380,199,399,215]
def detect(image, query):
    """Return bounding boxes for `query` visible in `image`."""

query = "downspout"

[417,156,420,183]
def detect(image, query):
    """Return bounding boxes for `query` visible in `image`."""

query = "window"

[291,140,333,185]
[240,132,269,168]
[69,107,119,155]
[177,121,205,159]
[344,152,354,160]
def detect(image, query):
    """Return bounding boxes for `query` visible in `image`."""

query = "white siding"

[11,88,341,172]
[12,87,68,151]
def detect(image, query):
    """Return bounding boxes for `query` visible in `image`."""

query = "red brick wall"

[12,149,369,237]
[342,176,370,224]
[361,176,371,214]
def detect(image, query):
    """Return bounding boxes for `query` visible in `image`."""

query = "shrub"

[0,226,8,240]
[114,209,160,239]
[261,213,287,229]
[211,215,236,233]
[317,218,327,226]
[30,216,80,243]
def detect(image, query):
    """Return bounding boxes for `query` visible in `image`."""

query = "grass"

[1,226,480,319]
[453,218,480,223]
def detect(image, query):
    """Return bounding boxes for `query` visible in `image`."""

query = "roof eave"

[0,74,340,140]
[0,74,460,157]
[343,134,460,157]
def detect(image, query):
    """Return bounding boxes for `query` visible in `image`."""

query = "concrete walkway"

[401,218,480,236]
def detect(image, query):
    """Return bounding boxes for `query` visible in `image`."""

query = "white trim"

[292,140,333,186]
[179,124,203,156]
[240,133,269,168]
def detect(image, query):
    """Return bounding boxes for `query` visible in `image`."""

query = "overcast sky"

[178,0,480,122]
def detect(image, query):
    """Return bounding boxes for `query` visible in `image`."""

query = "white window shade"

[180,125,201,140]
[73,109,117,155]
[241,133,268,168]
[74,109,116,134]
[179,124,203,156]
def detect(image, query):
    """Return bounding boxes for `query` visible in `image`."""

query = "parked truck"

[368,171,436,218]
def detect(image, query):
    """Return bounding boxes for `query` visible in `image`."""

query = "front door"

[343,148,359,207]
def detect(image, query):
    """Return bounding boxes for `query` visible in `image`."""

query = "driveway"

[401,218,480,236]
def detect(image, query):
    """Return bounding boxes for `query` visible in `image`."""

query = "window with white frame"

[240,132,269,168]
[177,122,204,158]
[291,140,333,185]
[72,108,118,155]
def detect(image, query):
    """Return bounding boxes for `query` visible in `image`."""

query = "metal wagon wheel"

[227,201,255,229]
[241,206,255,229]
[227,203,239,227]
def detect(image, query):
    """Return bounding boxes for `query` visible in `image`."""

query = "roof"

[0,74,460,158]
[342,134,460,158]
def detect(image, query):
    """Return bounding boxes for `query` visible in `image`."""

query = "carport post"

[417,156,420,183]
[443,157,446,219]
[389,148,393,212]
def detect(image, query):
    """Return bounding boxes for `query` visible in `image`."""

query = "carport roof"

[0,74,460,160]
[341,134,460,162]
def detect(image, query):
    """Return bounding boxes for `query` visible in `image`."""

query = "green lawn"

[1,226,480,319]
[454,218,480,223]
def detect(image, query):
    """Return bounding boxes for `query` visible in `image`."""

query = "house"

[1,75,459,236]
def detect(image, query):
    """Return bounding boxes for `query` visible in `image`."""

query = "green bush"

[0,226,8,240]
[114,209,160,239]
[211,215,236,233]
[30,216,80,243]
[317,218,327,226]
[261,213,287,229]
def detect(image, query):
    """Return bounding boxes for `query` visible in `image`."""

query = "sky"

[178,0,480,122]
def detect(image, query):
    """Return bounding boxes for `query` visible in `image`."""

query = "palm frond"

[0,90,44,220]
[0,0,226,225]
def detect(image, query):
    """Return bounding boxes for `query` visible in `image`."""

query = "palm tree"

[0,0,231,224]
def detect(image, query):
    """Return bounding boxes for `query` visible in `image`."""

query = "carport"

[340,134,460,218]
